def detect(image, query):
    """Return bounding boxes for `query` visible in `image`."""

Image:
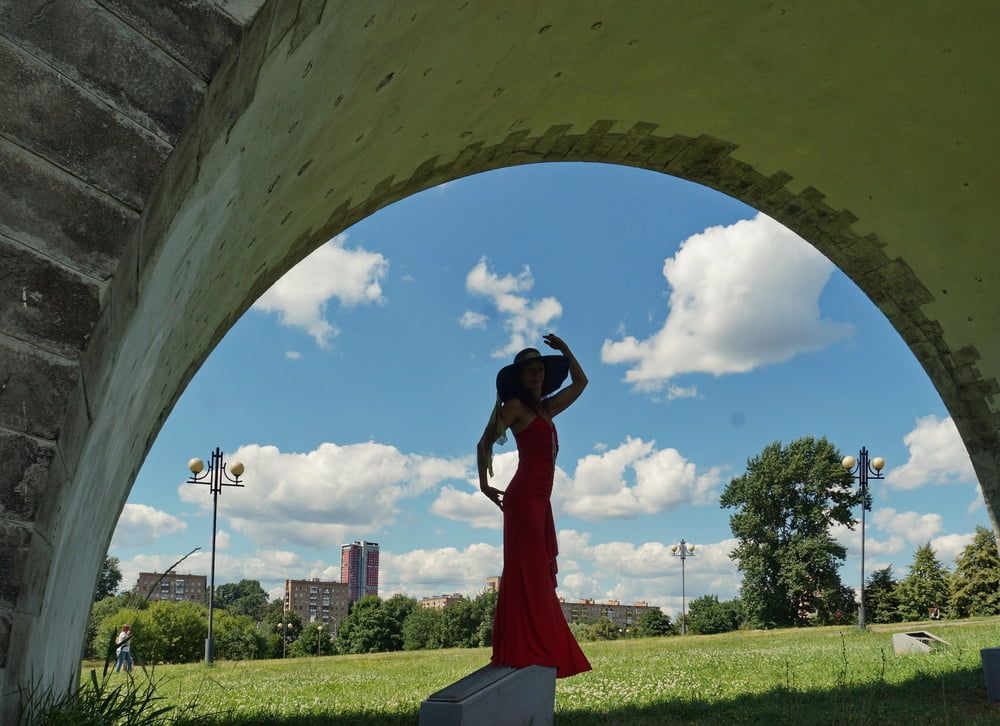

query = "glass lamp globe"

[872,457,886,471]
[841,455,856,470]
[188,458,205,474]
[230,461,245,477]
[687,544,696,554]
[670,544,678,554]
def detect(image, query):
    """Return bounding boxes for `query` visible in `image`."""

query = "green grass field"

[85,618,1000,725]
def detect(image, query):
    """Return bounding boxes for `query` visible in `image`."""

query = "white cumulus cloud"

[872,507,943,543]
[379,543,502,599]
[887,415,977,490]
[458,311,489,329]
[464,258,562,357]
[601,213,852,391]
[431,439,722,526]
[253,234,388,347]
[112,504,187,548]
[179,441,468,548]
[930,532,976,566]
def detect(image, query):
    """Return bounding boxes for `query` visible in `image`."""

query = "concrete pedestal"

[419,664,556,726]
[982,647,1000,703]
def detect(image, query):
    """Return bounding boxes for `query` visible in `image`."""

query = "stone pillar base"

[419,664,556,726]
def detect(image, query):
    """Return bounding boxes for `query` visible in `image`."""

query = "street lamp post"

[317,624,324,657]
[670,539,696,635]
[187,447,244,665]
[841,447,885,630]
[277,621,293,659]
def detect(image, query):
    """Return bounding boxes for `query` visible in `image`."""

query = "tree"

[473,588,498,646]
[634,608,674,637]
[687,595,743,634]
[94,556,123,601]
[441,599,481,648]
[720,437,863,628]
[585,618,620,640]
[92,601,207,665]
[289,621,336,657]
[402,606,444,650]
[896,543,950,621]
[336,596,396,653]
[215,612,269,660]
[864,566,899,624]
[814,583,857,625]
[949,525,1000,617]
[215,579,268,620]
[382,594,418,650]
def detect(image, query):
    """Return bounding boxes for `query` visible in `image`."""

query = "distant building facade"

[284,578,350,631]
[485,576,501,593]
[559,598,659,629]
[135,572,206,603]
[340,540,379,602]
[419,593,467,609]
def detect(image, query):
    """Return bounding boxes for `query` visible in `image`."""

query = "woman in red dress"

[477,333,591,678]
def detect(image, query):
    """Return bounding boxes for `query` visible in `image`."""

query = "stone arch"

[2,1,998,714]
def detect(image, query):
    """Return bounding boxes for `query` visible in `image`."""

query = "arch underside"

[1,1,998,713]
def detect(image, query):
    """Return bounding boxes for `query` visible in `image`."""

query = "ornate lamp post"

[670,539,696,635]
[317,623,324,657]
[277,620,294,658]
[187,447,244,664]
[841,447,885,629]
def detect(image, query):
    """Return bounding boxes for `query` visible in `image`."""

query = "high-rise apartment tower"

[340,540,379,602]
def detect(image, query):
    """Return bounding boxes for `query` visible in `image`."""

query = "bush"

[214,612,269,660]
[92,601,207,665]
[687,595,743,635]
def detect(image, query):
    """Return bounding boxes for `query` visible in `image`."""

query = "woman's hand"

[481,485,505,511]
[543,333,570,354]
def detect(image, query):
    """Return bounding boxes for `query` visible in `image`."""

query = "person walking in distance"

[114,624,134,673]
[478,333,591,678]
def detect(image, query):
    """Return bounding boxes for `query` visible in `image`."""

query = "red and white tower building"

[340,540,379,602]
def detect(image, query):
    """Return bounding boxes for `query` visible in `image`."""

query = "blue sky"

[112,163,989,614]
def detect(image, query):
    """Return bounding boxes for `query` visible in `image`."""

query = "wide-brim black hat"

[496,348,569,401]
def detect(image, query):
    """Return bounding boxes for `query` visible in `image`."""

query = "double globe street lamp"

[670,539,696,635]
[841,447,885,630]
[187,447,245,665]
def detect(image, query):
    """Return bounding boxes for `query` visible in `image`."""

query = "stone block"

[0,0,204,142]
[0,524,32,608]
[0,338,77,439]
[0,432,54,523]
[0,140,137,280]
[0,240,101,359]
[892,631,950,655]
[0,38,169,209]
[99,0,241,81]
[419,665,556,726]
[982,647,1000,702]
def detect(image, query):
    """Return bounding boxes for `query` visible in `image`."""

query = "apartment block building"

[135,572,206,603]
[340,540,379,602]
[419,593,467,609]
[284,578,350,631]
[485,576,501,593]
[559,598,660,629]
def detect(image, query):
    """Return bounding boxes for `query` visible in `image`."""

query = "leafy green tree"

[95,556,123,601]
[473,588,498,646]
[402,606,444,651]
[382,594,418,650]
[215,579,268,619]
[864,566,899,624]
[720,437,862,628]
[289,621,336,657]
[92,601,207,664]
[85,593,148,659]
[441,598,482,648]
[214,612,269,660]
[949,526,1000,617]
[814,583,857,625]
[585,618,620,640]
[336,596,396,653]
[634,608,674,637]
[896,543,951,621]
[687,595,743,634]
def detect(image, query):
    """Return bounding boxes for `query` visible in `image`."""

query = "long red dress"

[491,415,592,678]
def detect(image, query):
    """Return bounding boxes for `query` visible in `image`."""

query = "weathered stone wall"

[2,1,998,717]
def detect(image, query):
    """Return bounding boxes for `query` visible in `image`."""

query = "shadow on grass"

[183,663,998,726]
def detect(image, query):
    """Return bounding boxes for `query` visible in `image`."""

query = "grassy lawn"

[84,618,1000,725]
